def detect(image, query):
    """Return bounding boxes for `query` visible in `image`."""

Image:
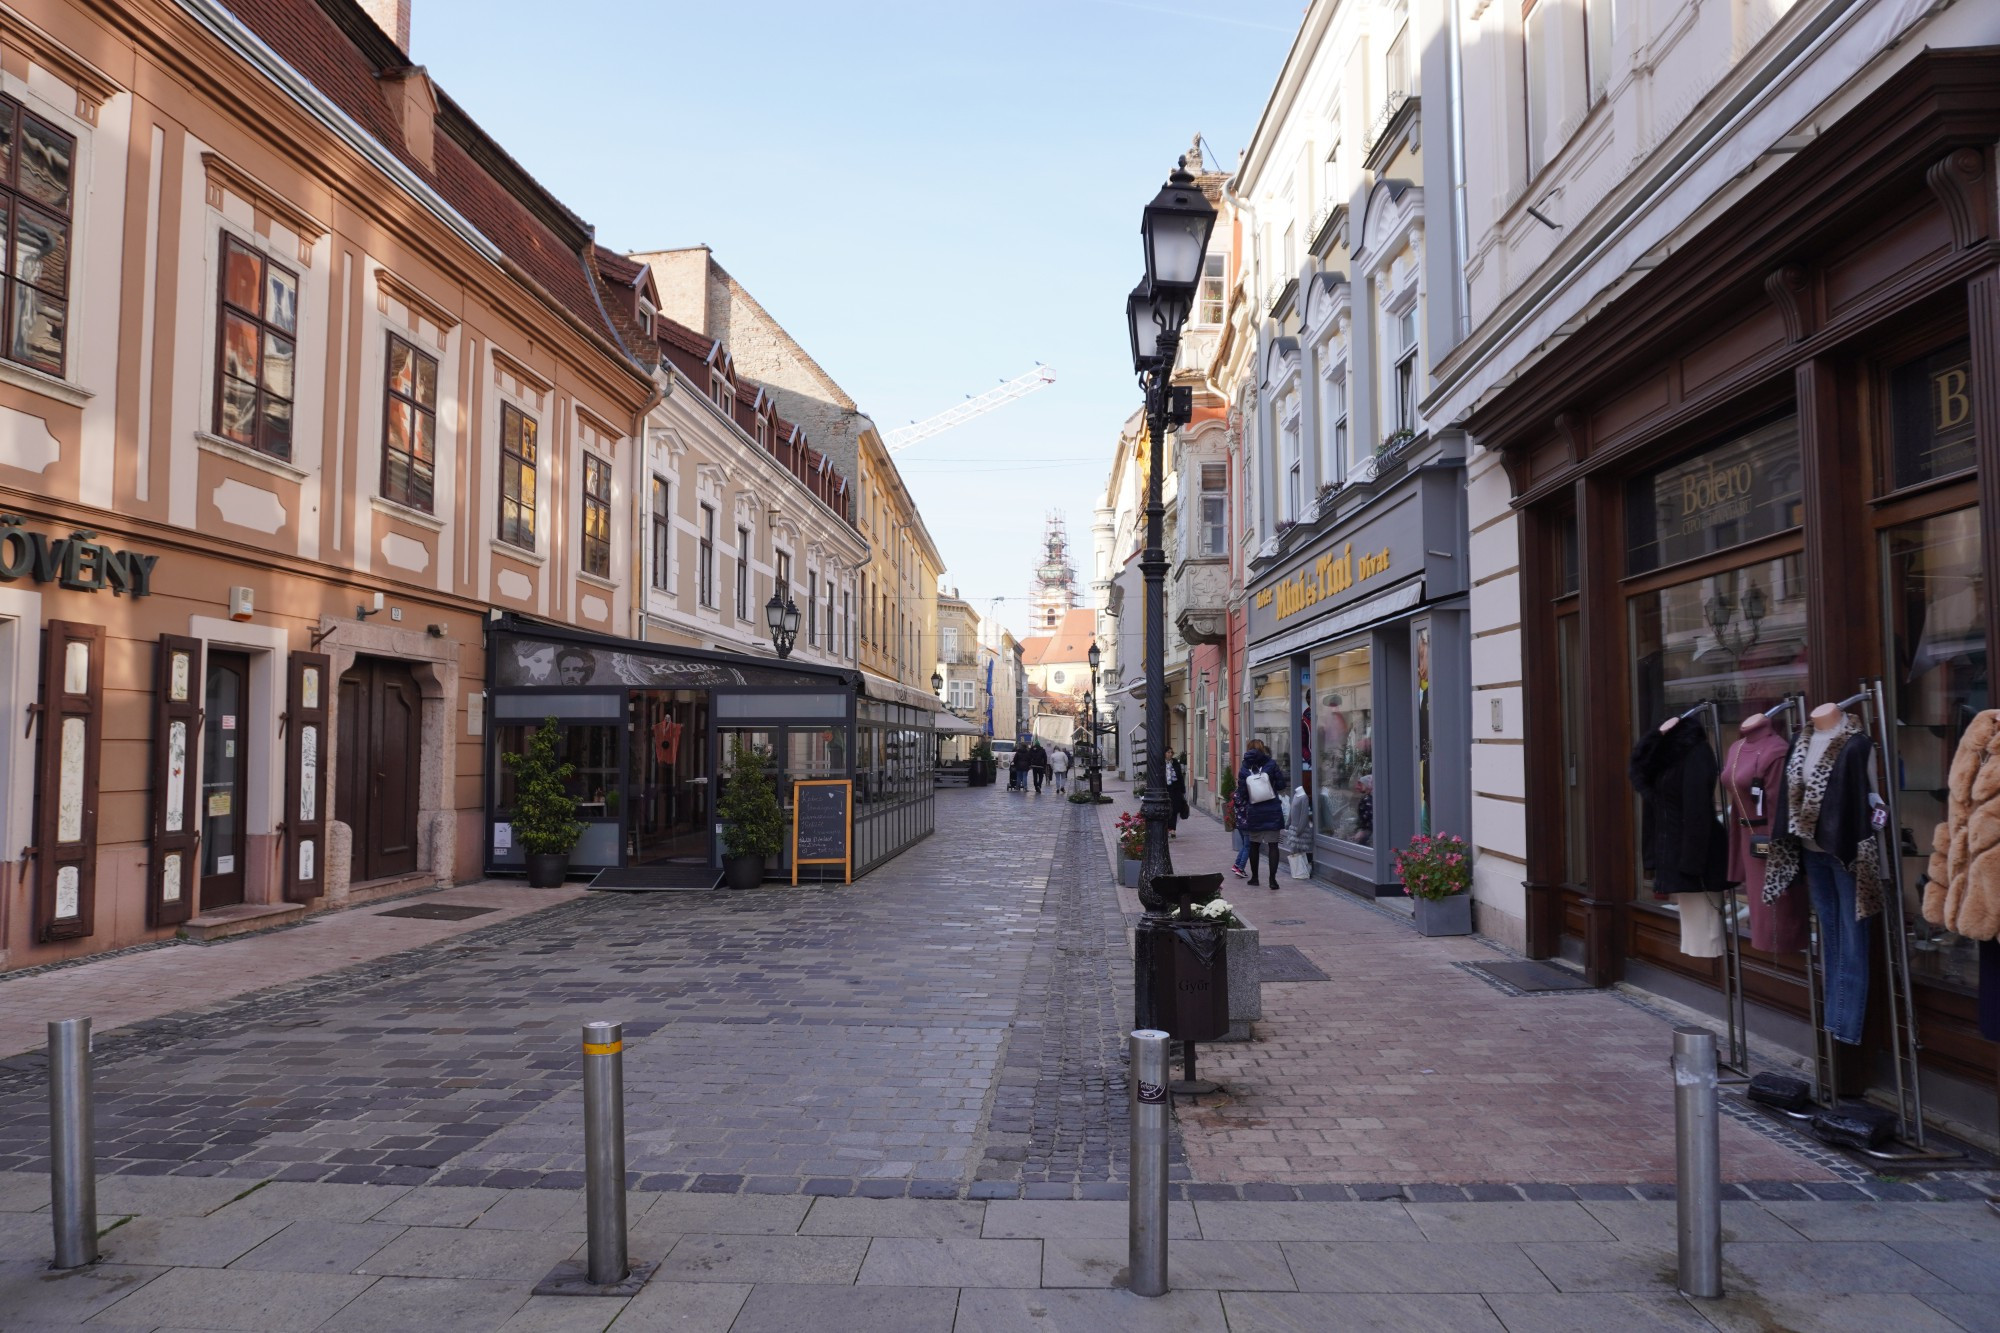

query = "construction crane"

[884,364,1056,453]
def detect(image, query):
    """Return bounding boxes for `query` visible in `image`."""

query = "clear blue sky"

[417,0,1298,639]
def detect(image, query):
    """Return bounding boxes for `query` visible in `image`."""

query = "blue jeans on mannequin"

[1804,850,1873,1046]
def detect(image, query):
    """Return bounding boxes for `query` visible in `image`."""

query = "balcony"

[1173,557,1229,647]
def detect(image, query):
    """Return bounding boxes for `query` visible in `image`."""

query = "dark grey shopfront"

[484,619,935,881]
[1244,459,1470,896]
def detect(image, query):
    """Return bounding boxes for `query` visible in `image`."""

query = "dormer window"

[638,300,655,336]
[756,416,768,449]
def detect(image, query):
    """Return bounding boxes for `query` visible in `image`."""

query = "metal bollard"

[48,1017,97,1270]
[1128,1029,1170,1297]
[1672,1026,1722,1299]
[581,1021,628,1286]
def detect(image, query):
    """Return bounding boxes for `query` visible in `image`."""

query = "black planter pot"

[722,853,767,891]
[524,851,570,888]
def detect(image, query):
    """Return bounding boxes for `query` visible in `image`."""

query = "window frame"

[1392,309,1419,434]
[496,402,539,550]
[808,570,819,647]
[698,502,716,608]
[1200,463,1227,556]
[735,525,751,618]
[1197,253,1226,326]
[581,451,612,579]
[381,333,438,512]
[1523,0,1552,181]
[650,476,671,593]
[0,95,76,380]
[214,232,301,461]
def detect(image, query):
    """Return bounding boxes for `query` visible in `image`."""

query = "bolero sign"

[0,516,159,596]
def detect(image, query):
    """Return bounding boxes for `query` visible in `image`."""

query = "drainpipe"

[1446,0,1473,345]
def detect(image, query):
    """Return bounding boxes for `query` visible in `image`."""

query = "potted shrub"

[717,735,783,890]
[1178,889,1261,1041]
[1116,811,1144,887]
[1396,832,1474,936]
[502,718,585,888]
[971,739,994,787]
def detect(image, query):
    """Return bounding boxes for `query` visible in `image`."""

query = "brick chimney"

[359,0,411,53]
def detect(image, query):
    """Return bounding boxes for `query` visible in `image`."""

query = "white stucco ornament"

[381,532,430,572]
[0,406,59,474]
[212,479,287,534]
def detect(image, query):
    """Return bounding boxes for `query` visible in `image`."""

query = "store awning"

[860,670,947,714]
[933,712,984,736]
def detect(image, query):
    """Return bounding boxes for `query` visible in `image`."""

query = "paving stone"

[0,1258,166,1323]
[93,1174,258,1218]
[980,1198,1199,1239]
[1520,1239,1679,1292]
[1404,1201,1615,1243]
[858,1236,1042,1287]
[1191,1201,1425,1242]
[639,1192,808,1236]
[1759,1200,1996,1242]
[354,1224,581,1279]
[316,1276,527,1332]
[84,1265,374,1331]
[496,1293,629,1332]
[1578,1200,1806,1244]
[1483,1292,1714,1331]
[0,1171,46,1212]
[1920,1292,2000,1332]
[369,1185,507,1227]
[1041,1236,1295,1290]
[1693,1291,1968,1332]
[953,1285,1229,1331]
[97,1211,292,1268]
[655,1232,867,1284]
[1720,1240,1955,1292]
[597,1278,751,1331]
[227,1219,407,1273]
[1218,1290,1505,1331]
[1281,1240,1552,1293]
[725,1283,959,1332]
[799,1197,985,1238]
[1890,1240,2000,1292]
[210,1181,413,1222]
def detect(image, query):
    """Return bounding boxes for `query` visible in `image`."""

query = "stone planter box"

[1221,921,1260,1041]
[1414,893,1473,937]
[1120,856,1140,888]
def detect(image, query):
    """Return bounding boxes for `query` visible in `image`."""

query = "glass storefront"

[1630,553,1811,730]
[1249,666,1293,775]
[1313,646,1374,846]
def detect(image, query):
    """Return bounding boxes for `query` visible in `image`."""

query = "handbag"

[1245,769,1276,804]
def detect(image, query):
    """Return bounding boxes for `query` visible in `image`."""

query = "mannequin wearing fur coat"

[1926,709,2000,943]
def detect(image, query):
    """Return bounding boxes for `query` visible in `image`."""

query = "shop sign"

[1247,485,1422,645]
[1256,542,1392,623]
[1890,339,1974,490]
[1625,418,1800,574]
[0,515,160,596]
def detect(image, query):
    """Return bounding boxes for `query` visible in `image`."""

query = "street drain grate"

[376,904,499,922]
[1260,944,1330,982]
[1460,959,1596,995]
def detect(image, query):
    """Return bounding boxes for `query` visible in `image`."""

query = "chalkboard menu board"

[791,780,853,884]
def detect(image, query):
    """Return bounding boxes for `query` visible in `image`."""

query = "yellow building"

[855,427,943,698]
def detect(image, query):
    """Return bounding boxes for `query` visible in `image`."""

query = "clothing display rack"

[1796,680,1956,1159]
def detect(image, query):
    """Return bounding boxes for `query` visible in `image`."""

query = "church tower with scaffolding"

[1030,512,1077,630]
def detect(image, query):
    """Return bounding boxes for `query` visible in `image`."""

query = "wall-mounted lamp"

[357,591,384,620]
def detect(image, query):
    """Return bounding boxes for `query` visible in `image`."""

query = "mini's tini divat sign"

[0,515,160,596]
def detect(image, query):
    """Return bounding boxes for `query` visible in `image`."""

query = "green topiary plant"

[502,718,585,856]
[717,735,784,859]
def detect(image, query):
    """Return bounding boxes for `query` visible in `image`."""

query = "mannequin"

[1722,713,1806,953]
[1767,702,1884,1045]
[1630,712,1729,957]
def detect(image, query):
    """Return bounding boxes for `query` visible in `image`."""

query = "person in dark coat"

[1166,751,1189,837]
[1028,741,1050,794]
[1238,744,1289,888]
[1009,745,1028,792]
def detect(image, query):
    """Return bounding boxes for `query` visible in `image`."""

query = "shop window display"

[1313,647,1373,846]
[1631,555,1809,732]
[1249,666,1292,775]
[1885,506,1986,991]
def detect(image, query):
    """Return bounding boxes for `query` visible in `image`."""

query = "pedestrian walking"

[1028,740,1050,794]
[1009,746,1028,792]
[1231,746,1260,878]
[1238,742,1288,889]
[1166,751,1189,838]
[1051,745,1071,795]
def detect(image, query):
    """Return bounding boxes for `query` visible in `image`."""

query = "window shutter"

[34,621,103,942]
[149,634,203,928]
[282,651,330,903]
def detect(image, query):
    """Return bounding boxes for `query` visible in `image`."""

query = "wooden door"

[200,651,250,910]
[337,658,422,883]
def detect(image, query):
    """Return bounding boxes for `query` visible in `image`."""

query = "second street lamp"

[1087,641,1103,802]
[765,590,800,659]
[1130,156,1213,1032]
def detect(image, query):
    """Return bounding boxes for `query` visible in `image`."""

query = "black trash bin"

[1140,874,1230,1042]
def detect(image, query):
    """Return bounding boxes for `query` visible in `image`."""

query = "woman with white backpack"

[1236,740,1289,888]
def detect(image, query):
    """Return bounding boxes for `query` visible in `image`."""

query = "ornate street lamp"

[932,670,944,698]
[1086,641,1103,802]
[1130,157,1213,1032]
[765,590,800,659]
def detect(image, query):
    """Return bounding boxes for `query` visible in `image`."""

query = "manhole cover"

[1466,960,1595,993]
[1259,944,1330,982]
[376,904,498,922]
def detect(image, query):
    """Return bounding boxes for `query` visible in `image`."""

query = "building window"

[842,591,851,658]
[1281,402,1302,521]
[1385,21,1411,103]
[650,477,671,592]
[698,503,716,607]
[1321,137,1341,214]
[777,551,791,611]
[1,98,74,377]
[215,234,300,460]
[1393,311,1419,434]
[1197,253,1225,326]
[381,335,437,511]
[756,416,767,449]
[1585,0,1614,102]
[497,403,537,549]
[808,571,819,647]
[942,627,958,659]
[826,580,835,655]
[1282,221,1297,278]
[581,453,611,578]
[1324,371,1350,476]
[735,525,750,617]
[1523,0,1553,179]
[1200,463,1227,555]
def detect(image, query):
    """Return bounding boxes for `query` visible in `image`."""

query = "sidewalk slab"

[1405,1200,1616,1243]
[800,1196,985,1238]
[981,1198,1198,1239]
[353,1224,580,1279]
[0,1258,165,1323]
[654,1232,867,1284]
[1693,1290,1969,1332]
[227,1218,407,1273]
[317,1275,526,1332]
[1219,1290,1503,1331]
[1192,1200,1425,1241]
[97,1210,291,1267]
[1040,1236,1295,1290]
[857,1236,1042,1287]
[1482,1291,1716,1331]
[1887,1240,2000,1292]
[1758,1198,2000,1241]
[1577,1199,1805,1243]
[86,1264,375,1331]
[603,1279,751,1332]
[1280,1240,1552,1293]
[210,1180,412,1222]
[954,1285,1228,1331]
[725,1282,958,1332]
[1718,1239,1956,1292]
